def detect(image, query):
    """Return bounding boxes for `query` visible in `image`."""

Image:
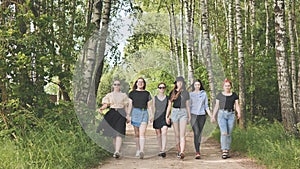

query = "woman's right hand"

[210,116,216,123]
[98,108,104,114]
[166,117,171,125]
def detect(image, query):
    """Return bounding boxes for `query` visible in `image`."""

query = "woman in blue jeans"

[211,78,241,159]
[128,77,152,159]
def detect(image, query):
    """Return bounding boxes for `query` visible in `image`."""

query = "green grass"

[212,121,300,169]
[0,102,109,169]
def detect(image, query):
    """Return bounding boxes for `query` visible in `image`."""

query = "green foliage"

[213,121,300,169]
[0,102,108,169]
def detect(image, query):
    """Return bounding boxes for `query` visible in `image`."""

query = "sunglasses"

[158,86,166,89]
[113,83,121,86]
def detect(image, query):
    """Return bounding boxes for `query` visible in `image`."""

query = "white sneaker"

[135,150,140,157]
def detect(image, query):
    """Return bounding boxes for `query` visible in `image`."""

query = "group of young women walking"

[97,77,241,160]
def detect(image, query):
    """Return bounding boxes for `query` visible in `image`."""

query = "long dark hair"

[132,77,146,90]
[170,78,186,102]
[191,79,205,91]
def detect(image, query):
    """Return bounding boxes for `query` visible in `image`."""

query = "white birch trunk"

[228,0,235,80]
[184,0,195,85]
[288,0,297,113]
[265,0,270,55]
[180,0,186,77]
[274,0,297,133]
[250,0,256,119]
[201,0,216,107]
[236,0,246,128]
[171,3,181,76]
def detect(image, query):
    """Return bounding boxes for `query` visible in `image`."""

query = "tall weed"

[212,121,300,169]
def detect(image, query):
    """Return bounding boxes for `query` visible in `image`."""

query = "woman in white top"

[97,80,130,158]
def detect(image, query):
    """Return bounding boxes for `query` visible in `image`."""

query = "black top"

[129,90,152,109]
[169,90,190,108]
[216,92,239,110]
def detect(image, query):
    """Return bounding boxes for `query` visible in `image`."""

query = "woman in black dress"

[151,82,171,158]
[97,80,130,158]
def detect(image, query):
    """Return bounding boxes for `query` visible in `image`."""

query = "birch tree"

[75,0,112,108]
[184,0,195,84]
[228,0,235,80]
[171,2,181,76]
[274,0,297,133]
[201,0,216,107]
[180,0,186,77]
[288,0,297,113]
[265,0,270,55]
[249,0,256,118]
[235,0,246,128]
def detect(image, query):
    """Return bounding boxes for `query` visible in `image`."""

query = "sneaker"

[161,152,166,158]
[222,152,228,159]
[113,152,120,158]
[177,152,181,158]
[158,151,163,156]
[139,152,144,159]
[195,152,201,159]
[135,150,140,157]
[179,152,185,159]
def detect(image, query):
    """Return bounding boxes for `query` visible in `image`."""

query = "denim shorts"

[171,108,188,123]
[131,108,148,127]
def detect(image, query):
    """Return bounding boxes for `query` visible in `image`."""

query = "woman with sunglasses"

[151,82,171,158]
[128,77,152,159]
[97,80,130,159]
[189,79,213,159]
[166,76,191,159]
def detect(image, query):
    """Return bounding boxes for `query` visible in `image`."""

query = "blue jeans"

[217,110,235,150]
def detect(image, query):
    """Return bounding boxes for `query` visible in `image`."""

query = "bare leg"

[172,122,181,153]
[115,136,122,153]
[179,119,187,153]
[133,126,140,152]
[161,126,168,152]
[139,122,147,153]
[155,129,162,151]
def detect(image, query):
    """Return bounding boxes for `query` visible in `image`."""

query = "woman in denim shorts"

[211,79,241,159]
[128,77,152,159]
[165,76,191,159]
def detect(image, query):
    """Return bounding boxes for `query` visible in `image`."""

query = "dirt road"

[93,123,265,169]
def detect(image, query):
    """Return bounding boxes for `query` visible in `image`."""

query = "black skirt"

[153,112,172,129]
[96,108,126,138]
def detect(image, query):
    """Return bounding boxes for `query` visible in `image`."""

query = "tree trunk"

[201,0,216,108]
[86,0,95,29]
[75,0,111,109]
[235,0,246,129]
[166,4,176,76]
[184,0,195,84]
[94,0,112,100]
[180,0,186,77]
[274,0,297,134]
[297,61,300,123]
[171,2,181,76]
[250,0,256,120]
[288,0,297,113]
[92,0,103,28]
[265,0,270,55]
[228,0,235,80]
